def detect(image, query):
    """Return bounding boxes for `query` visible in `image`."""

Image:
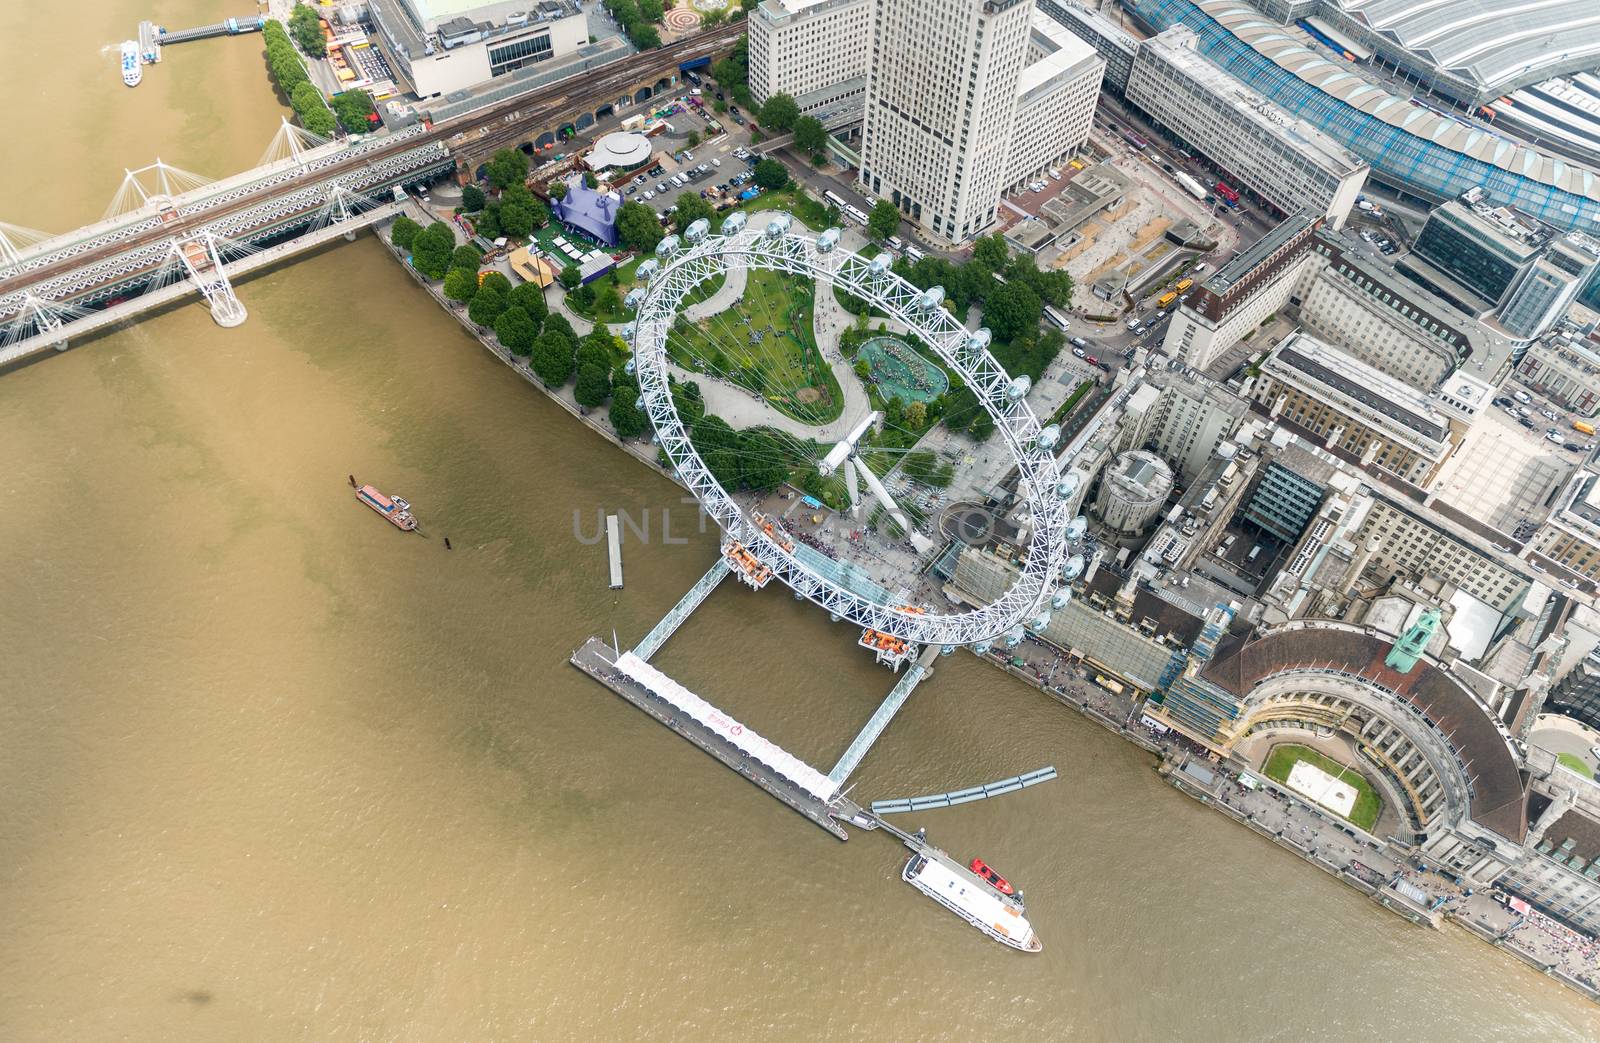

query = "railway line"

[0,23,741,317]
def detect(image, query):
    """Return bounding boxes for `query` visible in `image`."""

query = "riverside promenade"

[384,201,1600,1008]
[991,629,1600,1006]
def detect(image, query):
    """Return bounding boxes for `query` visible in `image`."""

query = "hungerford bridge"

[0,22,741,370]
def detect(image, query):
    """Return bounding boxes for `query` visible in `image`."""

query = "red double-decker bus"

[1215,181,1241,205]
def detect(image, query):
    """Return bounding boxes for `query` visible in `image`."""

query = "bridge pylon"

[170,232,247,328]
[15,293,70,352]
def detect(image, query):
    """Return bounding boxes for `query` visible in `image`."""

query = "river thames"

[4,3,1600,1039]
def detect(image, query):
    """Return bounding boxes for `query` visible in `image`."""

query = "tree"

[691,415,741,489]
[498,203,534,239]
[290,82,337,137]
[544,312,577,349]
[559,265,582,291]
[738,430,791,491]
[330,89,375,133]
[486,148,529,190]
[972,233,1009,272]
[549,181,568,200]
[574,363,612,407]
[288,5,324,54]
[594,285,621,317]
[854,357,871,381]
[868,200,901,242]
[687,130,701,148]
[584,171,599,189]
[451,244,483,271]
[443,267,479,303]
[468,285,507,327]
[903,400,928,429]
[616,201,665,253]
[410,222,456,279]
[609,386,649,438]
[507,281,547,324]
[577,336,613,375]
[481,271,511,297]
[672,191,713,232]
[629,23,661,49]
[753,158,788,191]
[1005,253,1074,307]
[461,184,486,213]
[390,216,421,250]
[638,0,665,20]
[758,93,799,132]
[530,329,576,386]
[495,305,540,357]
[793,116,827,155]
[473,205,502,240]
[982,280,1043,342]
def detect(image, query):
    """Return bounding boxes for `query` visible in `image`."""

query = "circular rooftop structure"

[587,131,653,171]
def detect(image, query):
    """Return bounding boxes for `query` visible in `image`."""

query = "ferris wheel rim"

[628,222,1070,648]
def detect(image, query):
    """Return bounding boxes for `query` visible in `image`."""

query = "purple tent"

[550,179,621,248]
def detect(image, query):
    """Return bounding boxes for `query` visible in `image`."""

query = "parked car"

[1072,347,1086,358]
[711,158,722,167]
[642,190,654,200]
[1547,431,1564,443]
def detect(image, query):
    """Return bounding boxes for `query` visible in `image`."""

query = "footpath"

[382,203,1600,1009]
[992,630,1600,1006]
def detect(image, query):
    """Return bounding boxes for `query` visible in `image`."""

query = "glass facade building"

[1241,461,1327,543]
[1123,0,1600,235]
[1409,204,1536,309]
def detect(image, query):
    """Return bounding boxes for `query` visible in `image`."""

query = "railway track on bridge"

[0,23,741,311]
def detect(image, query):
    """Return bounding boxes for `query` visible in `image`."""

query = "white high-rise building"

[747,0,872,124]
[859,0,1035,244]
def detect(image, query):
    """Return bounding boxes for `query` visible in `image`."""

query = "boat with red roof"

[355,482,418,531]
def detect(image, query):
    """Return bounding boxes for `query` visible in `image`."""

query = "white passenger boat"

[121,41,142,87]
[902,849,1042,952]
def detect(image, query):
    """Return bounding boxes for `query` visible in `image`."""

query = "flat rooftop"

[1205,210,1316,297]
[1267,330,1450,445]
[1143,26,1368,178]
[1019,11,1103,104]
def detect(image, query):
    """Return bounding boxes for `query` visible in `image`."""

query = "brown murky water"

[4,4,1600,1040]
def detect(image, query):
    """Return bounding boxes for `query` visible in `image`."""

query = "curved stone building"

[1095,450,1174,536]
[1157,620,1527,880]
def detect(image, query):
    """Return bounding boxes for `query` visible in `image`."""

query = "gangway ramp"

[828,644,939,785]
[632,558,728,661]
[870,766,1058,815]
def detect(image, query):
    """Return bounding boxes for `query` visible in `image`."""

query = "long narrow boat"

[902,848,1041,952]
[121,41,142,88]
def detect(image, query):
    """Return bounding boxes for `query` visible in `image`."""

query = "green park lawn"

[568,253,725,325]
[1261,744,1383,832]
[667,268,844,426]
[1558,752,1592,776]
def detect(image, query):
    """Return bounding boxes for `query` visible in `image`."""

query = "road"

[0,22,743,310]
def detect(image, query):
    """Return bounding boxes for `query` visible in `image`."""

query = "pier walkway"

[828,644,939,785]
[572,637,858,838]
[633,559,729,661]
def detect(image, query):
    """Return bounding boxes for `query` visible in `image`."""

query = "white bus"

[905,244,926,263]
[1043,305,1071,331]
[823,189,847,210]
